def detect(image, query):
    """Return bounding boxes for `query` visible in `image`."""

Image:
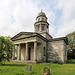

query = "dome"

[36,11,47,19]
[38,11,46,17]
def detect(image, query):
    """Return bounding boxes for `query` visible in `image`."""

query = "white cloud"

[0,0,75,38]
[49,25,56,36]
[47,11,56,24]
[0,0,39,36]
[46,11,56,36]
[54,0,75,37]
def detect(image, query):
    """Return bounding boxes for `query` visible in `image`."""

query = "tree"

[66,31,75,59]
[0,36,14,62]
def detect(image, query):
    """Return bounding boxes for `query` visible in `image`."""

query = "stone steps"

[10,60,37,64]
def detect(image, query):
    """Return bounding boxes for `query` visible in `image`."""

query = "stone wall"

[47,40,67,63]
[63,41,67,63]
[36,37,47,62]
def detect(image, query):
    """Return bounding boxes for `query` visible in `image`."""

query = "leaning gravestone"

[43,67,50,75]
[27,65,32,71]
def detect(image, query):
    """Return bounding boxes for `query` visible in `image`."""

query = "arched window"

[38,26,40,31]
[42,26,44,31]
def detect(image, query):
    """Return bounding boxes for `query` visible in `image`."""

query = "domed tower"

[34,11,52,39]
[34,11,49,33]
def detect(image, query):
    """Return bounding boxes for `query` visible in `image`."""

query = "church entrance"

[28,47,31,60]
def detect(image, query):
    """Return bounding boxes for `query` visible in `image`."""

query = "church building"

[11,11,68,63]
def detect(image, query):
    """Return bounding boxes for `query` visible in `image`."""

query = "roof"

[11,32,68,45]
[49,37,68,45]
[38,11,46,17]
[39,31,53,38]
[11,32,48,41]
[34,21,49,26]
[36,11,47,19]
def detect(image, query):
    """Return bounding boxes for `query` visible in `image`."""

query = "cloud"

[0,0,75,38]
[54,0,75,37]
[0,0,39,36]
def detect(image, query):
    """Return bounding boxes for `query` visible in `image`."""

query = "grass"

[0,59,75,75]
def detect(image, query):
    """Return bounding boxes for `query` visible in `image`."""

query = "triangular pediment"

[11,32,36,41]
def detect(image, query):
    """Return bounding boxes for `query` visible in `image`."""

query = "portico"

[12,41,41,61]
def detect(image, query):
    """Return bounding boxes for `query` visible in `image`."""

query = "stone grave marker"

[27,65,32,71]
[43,67,50,75]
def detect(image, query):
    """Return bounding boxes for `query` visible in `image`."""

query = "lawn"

[0,59,75,75]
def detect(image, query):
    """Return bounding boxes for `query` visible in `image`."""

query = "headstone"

[27,65,32,71]
[43,67,50,75]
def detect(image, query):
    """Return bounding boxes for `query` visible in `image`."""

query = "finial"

[41,9,43,12]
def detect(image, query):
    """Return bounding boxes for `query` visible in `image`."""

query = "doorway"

[28,47,31,60]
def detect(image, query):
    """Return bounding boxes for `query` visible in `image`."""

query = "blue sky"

[0,0,75,38]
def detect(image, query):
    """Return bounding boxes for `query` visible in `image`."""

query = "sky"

[0,0,75,38]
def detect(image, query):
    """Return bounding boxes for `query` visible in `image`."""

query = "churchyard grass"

[0,59,75,75]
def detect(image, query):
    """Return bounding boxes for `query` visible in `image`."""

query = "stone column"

[17,44,19,60]
[25,43,28,61]
[17,44,21,60]
[19,44,21,60]
[34,42,37,61]
[16,45,18,60]
[12,45,15,60]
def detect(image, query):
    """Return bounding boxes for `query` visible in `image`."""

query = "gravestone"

[43,67,50,75]
[27,65,32,71]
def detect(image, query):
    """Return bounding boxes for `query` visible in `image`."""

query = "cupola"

[34,11,49,33]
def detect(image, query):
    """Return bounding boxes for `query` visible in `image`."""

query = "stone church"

[11,11,68,63]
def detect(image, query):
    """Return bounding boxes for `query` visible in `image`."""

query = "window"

[42,26,44,31]
[42,18,44,21]
[43,47,46,56]
[38,18,40,21]
[47,26,48,28]
[38,26,40,31]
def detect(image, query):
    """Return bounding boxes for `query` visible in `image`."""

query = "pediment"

[11,32,36,41]
[16,34,31,39]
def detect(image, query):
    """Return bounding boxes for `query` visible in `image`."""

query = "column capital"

[16,43,20,45]
[26,42,29,44]
[34,41,37,43]
[16,44,18,46]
